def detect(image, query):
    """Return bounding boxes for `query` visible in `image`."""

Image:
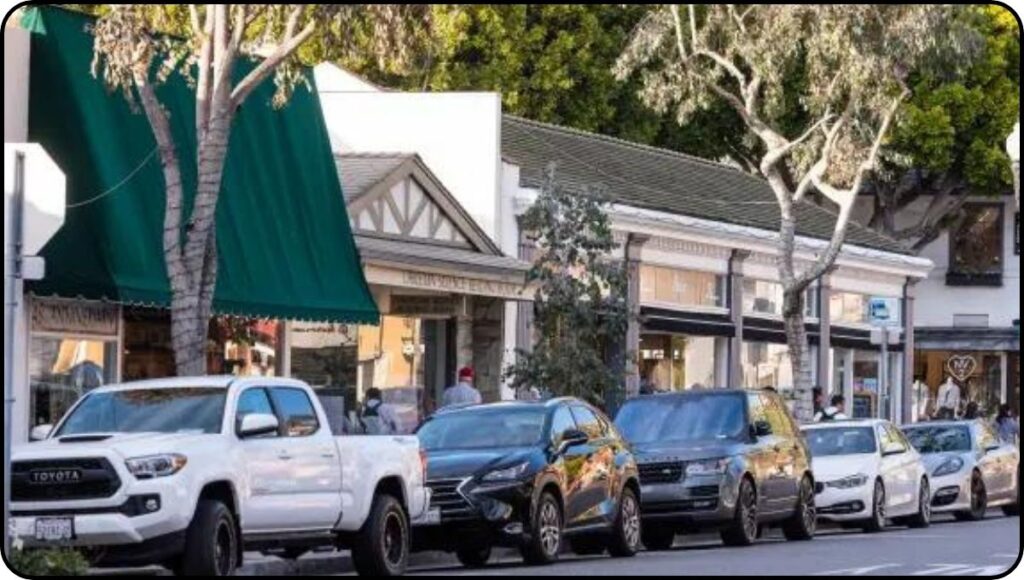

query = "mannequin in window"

[936,376,962,420]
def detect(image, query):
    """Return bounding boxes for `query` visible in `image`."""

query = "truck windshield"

[55,388,227,436]
[902,425,972,454]
[615,393,747,445]
[805,427,877,457]
[417,408,548,451]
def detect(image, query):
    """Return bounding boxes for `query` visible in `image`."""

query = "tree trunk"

[783,288,814,422]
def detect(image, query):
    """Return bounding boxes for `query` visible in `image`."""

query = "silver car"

[901,420,1019,520]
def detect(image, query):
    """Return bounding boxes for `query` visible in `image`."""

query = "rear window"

[615,393,747,445]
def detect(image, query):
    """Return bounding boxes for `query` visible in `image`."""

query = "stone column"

[516,222,536,354]
[624,234,650,398]
[817,275,833,395]
[901,280,917,425]
[728,251,751,388]
[455,295,474,372]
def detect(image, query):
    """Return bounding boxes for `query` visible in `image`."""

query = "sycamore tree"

[88,5,429,375]
[505,166,629,407]
[616,5,974,420]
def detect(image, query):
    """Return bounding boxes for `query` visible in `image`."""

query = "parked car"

[412,399,642,568]
[802,420,931,532]
[11,377,430,576]
[902,420,1019,520]
[614,389,816,550]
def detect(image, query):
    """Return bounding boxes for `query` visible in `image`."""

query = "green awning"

[22,7,379,324]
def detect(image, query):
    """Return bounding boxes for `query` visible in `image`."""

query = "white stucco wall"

[314,64,503,242]
[857,196,1021,329]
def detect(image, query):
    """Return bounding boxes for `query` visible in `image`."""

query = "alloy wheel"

[920,480,931,524]
[971,475,987,518]
[382,511,407,569]
[875,482,887,528]
[801,479,817,534]
[539,502,562,557]
[741,482,758,541]
[622,494,641,550]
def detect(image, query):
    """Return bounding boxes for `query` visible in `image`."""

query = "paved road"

[400,512,1020,577]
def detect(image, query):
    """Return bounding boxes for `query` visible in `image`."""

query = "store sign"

[31,299,118,336]
[401,272,524,299]
[868,297,901,328]
[946,354,978,383]
[390,295,457,317]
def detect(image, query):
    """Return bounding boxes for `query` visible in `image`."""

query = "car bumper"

[929,471,972,513]
[414,480,534,551]
[639,473,738,527]
[815,484,874,522]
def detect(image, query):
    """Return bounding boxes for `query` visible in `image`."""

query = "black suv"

[614,390,816,550]
[413,399,642,568]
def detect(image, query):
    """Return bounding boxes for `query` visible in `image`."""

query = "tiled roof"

[501,115,910,255]
[336,153,413,201]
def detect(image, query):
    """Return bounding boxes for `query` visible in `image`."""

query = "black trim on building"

[640,307,735,338]
[831,325,905,352]
[742,317,821,346]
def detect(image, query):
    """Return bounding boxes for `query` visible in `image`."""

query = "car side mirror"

[30,424,53,441]
[238,413,279,439]
[558,429,589,454]
[752,420,772,439]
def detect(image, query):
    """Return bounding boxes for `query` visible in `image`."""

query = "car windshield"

[55,388,227,436]
[903,425,972,454]
[417,408,548,451]
[615,393,747,445]
[805,427,877,457]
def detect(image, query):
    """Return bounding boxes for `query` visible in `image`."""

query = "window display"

[639,334,717,392]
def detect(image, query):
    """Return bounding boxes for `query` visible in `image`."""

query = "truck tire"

[174,500,238,576]
[351,494,410,577]
[607,487,641,558]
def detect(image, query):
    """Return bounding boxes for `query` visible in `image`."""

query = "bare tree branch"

[229,12,316,109]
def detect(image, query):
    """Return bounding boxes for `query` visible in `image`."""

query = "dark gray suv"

[614,389,816,550]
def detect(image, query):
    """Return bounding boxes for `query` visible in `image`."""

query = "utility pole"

[4,152,25,556]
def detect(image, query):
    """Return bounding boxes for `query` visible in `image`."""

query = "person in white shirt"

[442,367,483,409]
[814,395,850,422]
[936,377,961,420]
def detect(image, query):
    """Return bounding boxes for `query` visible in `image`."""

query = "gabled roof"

[501,115,911,256]
[337,153,503,256]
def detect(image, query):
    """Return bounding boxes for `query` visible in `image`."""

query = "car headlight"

[685,458,730,476]
[933,457,965,478]
[125,454,187,479]
[482,462,530,482]
[826,474,869,489]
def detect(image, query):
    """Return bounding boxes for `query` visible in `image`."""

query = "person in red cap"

[442,366,483,408]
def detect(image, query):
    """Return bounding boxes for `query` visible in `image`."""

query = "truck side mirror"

[30,424,53,441]
[238,413,279,438]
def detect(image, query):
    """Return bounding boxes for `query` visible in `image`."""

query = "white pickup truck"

[9,377,429,576]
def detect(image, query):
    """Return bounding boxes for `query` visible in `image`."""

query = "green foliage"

[505,166,629,406]
[9,547,90,577]
[889,5,1019,196]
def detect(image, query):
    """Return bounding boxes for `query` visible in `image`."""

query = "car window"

[880,424,907,454]
[570,406,603,441]
[903,425,972,454]
[550,407,578,445]
[977,422,999,450]
[235,388,276,436]
[269,388,320,437]
[747,393,767,427]
[763,394,794,438]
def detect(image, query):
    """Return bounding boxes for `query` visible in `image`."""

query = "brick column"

[728,251,750,387]
[624,234,650,398]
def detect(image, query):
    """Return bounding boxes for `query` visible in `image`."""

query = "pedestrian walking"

[996,404,1020,445]
[442,367,483,409]
[360,387,399,435]
[814,395,849,422]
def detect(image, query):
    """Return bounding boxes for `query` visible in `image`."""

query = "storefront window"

[914,351,1005,420]
[356,316,427,433]
[948,204,1004,286]
[742,280,817,318]
[639,334,717,392]
[640,265,726,309]
[29,336,117,431]
[741,342,793,395]
[289,322,359,389]
[852,350,880,419]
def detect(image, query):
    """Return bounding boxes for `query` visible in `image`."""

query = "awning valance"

[23,7,379,324]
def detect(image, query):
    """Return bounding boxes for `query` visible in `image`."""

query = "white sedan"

[803,419,931,532]
[902,420,1020,521]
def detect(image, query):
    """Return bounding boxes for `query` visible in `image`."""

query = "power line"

[66,147,158,209]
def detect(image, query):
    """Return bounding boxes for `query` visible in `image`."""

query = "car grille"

[427,479,477,522]
[11,458,121,502]
[639,462,684,486]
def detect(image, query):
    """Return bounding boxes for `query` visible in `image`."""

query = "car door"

[746,393,784,514]
[264,386,344,531]
[762,393,800,511]
[976,422,1013,500]
[235,387,292,533]
[878,423,915,512]
[568,405,615,527]
[551,406,588,527]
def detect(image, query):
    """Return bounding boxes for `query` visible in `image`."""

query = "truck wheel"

[781,476,816,541]
[175,500,238,576]
[351,494,410,577]
[521,492,563,566]
[455,544,492,569]
[721,478,758,547]
[607,487,641,558]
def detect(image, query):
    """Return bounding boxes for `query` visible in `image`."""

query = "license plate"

[34,517,74,542]
[413,508,441,527]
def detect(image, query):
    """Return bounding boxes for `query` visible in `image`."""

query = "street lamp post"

[1008,121,1020,209]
